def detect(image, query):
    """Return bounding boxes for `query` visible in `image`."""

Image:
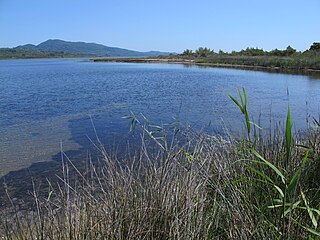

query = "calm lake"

[1,58,320,177]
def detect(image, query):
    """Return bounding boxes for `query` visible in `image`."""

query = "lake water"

[1,58,320,177]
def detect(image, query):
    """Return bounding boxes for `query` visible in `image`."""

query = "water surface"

[1,58,320,177]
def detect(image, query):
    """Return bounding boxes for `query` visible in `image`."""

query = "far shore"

[92,57,320,74]
[2,56,319,75]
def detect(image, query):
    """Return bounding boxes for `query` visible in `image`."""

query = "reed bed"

[1,92,320,239]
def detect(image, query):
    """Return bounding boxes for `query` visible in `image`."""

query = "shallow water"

[1,58,320,177]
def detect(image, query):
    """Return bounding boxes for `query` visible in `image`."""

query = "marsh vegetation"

[179,42,320,71]
[1,90,319,239]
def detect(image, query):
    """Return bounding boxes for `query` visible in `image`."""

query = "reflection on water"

[1,58,320,178]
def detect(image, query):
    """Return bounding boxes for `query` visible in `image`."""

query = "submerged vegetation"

[1,90,319,239]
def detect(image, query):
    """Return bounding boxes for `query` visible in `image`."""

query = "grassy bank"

[193,53,320,71]
[1,93,320,239]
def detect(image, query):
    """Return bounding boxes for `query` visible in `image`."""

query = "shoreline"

[92,57,320,74]
[2,56,319,74]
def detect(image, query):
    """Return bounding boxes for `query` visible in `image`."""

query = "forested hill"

[0,39,171,59]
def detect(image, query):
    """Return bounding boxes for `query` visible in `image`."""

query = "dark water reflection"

[1,58,320,207]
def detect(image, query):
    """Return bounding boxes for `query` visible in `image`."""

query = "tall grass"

[1,91,320,239]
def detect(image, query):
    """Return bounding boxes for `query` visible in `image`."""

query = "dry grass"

[1,121,320,239]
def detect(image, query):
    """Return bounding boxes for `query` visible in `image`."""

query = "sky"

[0,0,319,53]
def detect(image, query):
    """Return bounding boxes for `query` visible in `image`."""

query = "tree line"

[182,42,320,57]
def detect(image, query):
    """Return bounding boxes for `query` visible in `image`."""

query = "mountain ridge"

[15,39,171,57]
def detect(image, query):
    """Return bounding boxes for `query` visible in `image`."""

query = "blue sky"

[1,0,319,52]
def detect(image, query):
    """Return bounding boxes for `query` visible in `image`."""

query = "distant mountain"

[15,44,37,50]
[15,39,171,57]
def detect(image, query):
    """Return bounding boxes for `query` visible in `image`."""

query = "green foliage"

[229,87,320,239]
[309,42,320,52]
[182,49,193,56]
[177,43,320,70]
[286,45,297,56]
[228,88,251,141]
[269,46,297,56]
[234,47,266,56]
[195,47,214,57]
[0,48,85,59]
[285,106,292,168]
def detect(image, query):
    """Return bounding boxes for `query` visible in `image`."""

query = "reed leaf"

[251,149,286,184]
[285,106,292,167]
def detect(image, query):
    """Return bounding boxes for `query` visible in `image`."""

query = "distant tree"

[195,47,214,57]
[231,50,237,55]
[269,46,297,56]
[309,42,320,51]
[218,49,225,55]
[244,47,265,56]
[182,49,193,56]
[285,45,296,56]
[270,48,285,56]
